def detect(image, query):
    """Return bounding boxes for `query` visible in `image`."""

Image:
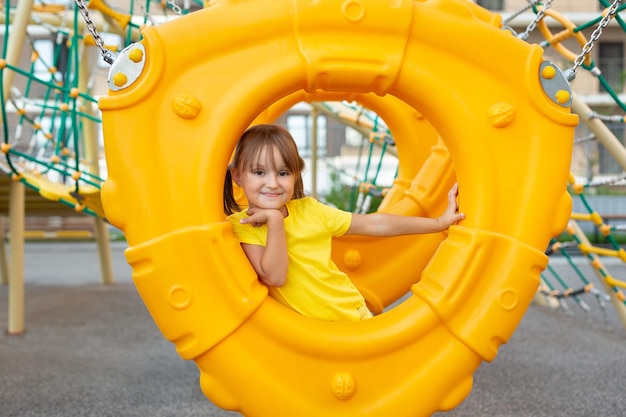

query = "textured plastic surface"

[99,0,578,416]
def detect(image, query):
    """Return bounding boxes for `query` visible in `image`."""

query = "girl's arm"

[346,183,465,237]
[239,209,288,286]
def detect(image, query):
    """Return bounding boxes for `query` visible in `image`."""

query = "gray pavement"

[1,241,625,416]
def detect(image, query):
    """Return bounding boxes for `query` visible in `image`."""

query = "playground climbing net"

[503,0,626,332]
[0,0,205,217]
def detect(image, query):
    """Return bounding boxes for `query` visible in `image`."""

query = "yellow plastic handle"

[538,8,592,66]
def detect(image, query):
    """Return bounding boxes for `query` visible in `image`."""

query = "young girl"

[224,124,464,322]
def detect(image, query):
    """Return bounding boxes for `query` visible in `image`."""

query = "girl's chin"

[258,197,285,205]
[251,201,284,210]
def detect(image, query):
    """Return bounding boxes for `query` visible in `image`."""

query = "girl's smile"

[233,145,296,216]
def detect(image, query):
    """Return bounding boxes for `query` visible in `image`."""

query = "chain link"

[566,0,623,80]
[73,0,185,64]
[503,0,541,26]
[138,1,157,26]
[73,0,117,64]
[573,133,596,145]
[517,0,554,41]
[589,111,626,123]
[167,0,183,16]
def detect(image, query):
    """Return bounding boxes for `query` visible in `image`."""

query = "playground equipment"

[503,1,626,331]
[0,0,213,333]
[538,102,626,330]
[0,0,117,334]
[542,188,626,328]
[312,101,400,213]
[2,0,625,415]
[98,1,577,416]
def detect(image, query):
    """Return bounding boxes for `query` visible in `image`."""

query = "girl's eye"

[252,169,264,175]
[278,171,290,177]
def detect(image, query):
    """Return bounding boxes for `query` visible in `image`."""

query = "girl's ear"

[230,166,242,187]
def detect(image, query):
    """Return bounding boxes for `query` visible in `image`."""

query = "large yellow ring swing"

[99,1,577,416]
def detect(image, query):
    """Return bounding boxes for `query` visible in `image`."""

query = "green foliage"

[107,226,127,242]
[322,171,383,213]
[322,172,353,210]
[589,185,626,196]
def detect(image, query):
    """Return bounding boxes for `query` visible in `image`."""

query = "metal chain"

[573,133,596,145]
[518,0,554,41]
[138,1,157,26]
[589,111,626,123]
[565,0,623,81]
[73,0,185,64]
[503,0,541,26]
[167,0,183,16]
[586,172,626,187]
[73,0,117,64]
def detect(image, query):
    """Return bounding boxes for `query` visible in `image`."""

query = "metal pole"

[310,107,318,199]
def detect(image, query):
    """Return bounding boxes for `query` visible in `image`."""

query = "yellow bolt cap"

[113,72,128,87]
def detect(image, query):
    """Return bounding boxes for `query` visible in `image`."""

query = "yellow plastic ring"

[100,1,578,416]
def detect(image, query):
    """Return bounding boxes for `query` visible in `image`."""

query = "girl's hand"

[437,183,465,229]
[240,208,284,227]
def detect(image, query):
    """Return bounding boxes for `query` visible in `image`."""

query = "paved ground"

[1,241,625,416]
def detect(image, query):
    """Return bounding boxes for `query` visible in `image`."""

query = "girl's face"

[233,145,296,216]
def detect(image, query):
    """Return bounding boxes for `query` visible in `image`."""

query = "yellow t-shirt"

[228,197,367,321]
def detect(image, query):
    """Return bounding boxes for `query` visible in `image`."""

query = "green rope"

[0,3,104,216]
[566,189,626,306]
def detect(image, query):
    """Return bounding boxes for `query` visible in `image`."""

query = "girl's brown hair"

[223,124,305,215]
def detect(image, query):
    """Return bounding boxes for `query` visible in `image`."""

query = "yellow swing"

[98,1,577,415]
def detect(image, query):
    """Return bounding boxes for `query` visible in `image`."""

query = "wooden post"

[571,94,626,171]
[79,46,114,285]
[0,217,8,285]
[7,182,25,334]
[3,0,35,334]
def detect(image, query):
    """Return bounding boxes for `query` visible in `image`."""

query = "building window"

[599,122,626,175]
[598,42,624,93]
[476,0,503,11]
[33,39,57,79]
[286,114,327,158]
